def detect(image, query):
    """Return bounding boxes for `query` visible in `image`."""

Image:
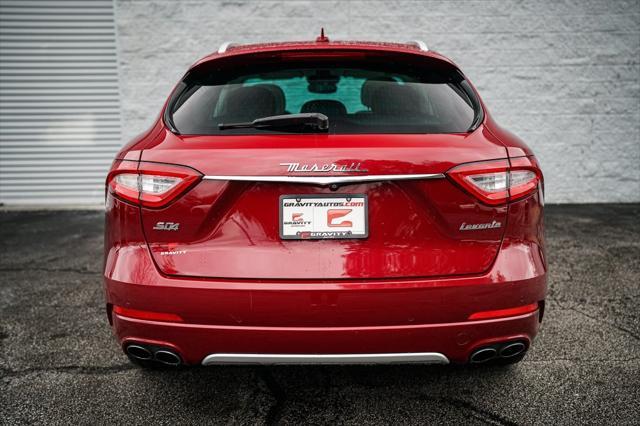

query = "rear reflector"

[113,305,183,322]
[107,161,202,208]
[468,302,539,320]
[447,157,541,205]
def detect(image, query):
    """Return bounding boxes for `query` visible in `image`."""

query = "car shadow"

[132,363,522,424]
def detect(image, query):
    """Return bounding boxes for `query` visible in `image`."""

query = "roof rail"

[217,41,237,54]
[406,40,429,51]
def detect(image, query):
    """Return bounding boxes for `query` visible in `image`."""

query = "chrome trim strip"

[202,352,449,365]
[407,39,429,51]
[202,173,444,185]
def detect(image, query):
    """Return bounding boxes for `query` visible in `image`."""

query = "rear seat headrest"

[369,84,423,115]
[253,84,286,114]
[300,99,347,117]
[360,77,397,109]
[218,86,278,121]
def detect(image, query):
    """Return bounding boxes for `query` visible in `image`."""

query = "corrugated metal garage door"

[0,0,121,205]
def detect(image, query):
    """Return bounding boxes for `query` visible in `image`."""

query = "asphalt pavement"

[1,204,639,425]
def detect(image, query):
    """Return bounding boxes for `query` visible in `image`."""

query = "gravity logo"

[283,213,311,227]
[327,209,353,227]
[160,243,186,256]
[459,220,502,231]
[160,250,186,256]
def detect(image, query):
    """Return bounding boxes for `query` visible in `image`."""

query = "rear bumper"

[112,309,540,365]
[104,241,546,365]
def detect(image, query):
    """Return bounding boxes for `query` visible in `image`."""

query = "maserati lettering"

[280,162,368,173]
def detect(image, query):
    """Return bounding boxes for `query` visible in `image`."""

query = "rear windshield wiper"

[219,113,329,132]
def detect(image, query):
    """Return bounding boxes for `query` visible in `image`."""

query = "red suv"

[104,35,546,367]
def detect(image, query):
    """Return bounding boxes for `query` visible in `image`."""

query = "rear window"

[167,57,482,135]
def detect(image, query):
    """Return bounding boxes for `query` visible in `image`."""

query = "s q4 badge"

[153,221,180,231]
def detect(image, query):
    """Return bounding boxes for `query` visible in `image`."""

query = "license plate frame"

[279,194,369,240]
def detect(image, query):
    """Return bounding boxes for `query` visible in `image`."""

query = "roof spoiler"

[218,40,429,54]
[218,40,428,54]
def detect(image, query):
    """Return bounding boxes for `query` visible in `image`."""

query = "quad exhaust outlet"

[125,344,152,360]
[125,343,182,366]
[470,340,527,364]
[469,347,498,363]
[154,350,182,366]
[499,342,527,358]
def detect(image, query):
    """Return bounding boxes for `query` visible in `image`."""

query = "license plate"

[280,194,368,240]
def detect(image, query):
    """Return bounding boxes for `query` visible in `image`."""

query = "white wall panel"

[0,0,121,205]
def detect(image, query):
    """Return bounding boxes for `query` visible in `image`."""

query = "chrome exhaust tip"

[499,342,526,358]
[470,347,498,364]
[154,350,181,366]
[126,344,152,360]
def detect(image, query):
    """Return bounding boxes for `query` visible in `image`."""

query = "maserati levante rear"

[104,35,546,367]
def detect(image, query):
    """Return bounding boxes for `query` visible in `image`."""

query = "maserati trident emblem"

[280,162,368,173]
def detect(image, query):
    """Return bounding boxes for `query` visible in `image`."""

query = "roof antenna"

[316,27,329,43]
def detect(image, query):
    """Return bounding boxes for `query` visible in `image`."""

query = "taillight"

[107,161,202,208]
[447,157,541,205]
[509,156,542,200]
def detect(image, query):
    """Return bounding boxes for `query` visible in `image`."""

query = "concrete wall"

[114,0,640,203]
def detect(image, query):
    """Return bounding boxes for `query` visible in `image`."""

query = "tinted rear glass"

[168,58,481,134]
